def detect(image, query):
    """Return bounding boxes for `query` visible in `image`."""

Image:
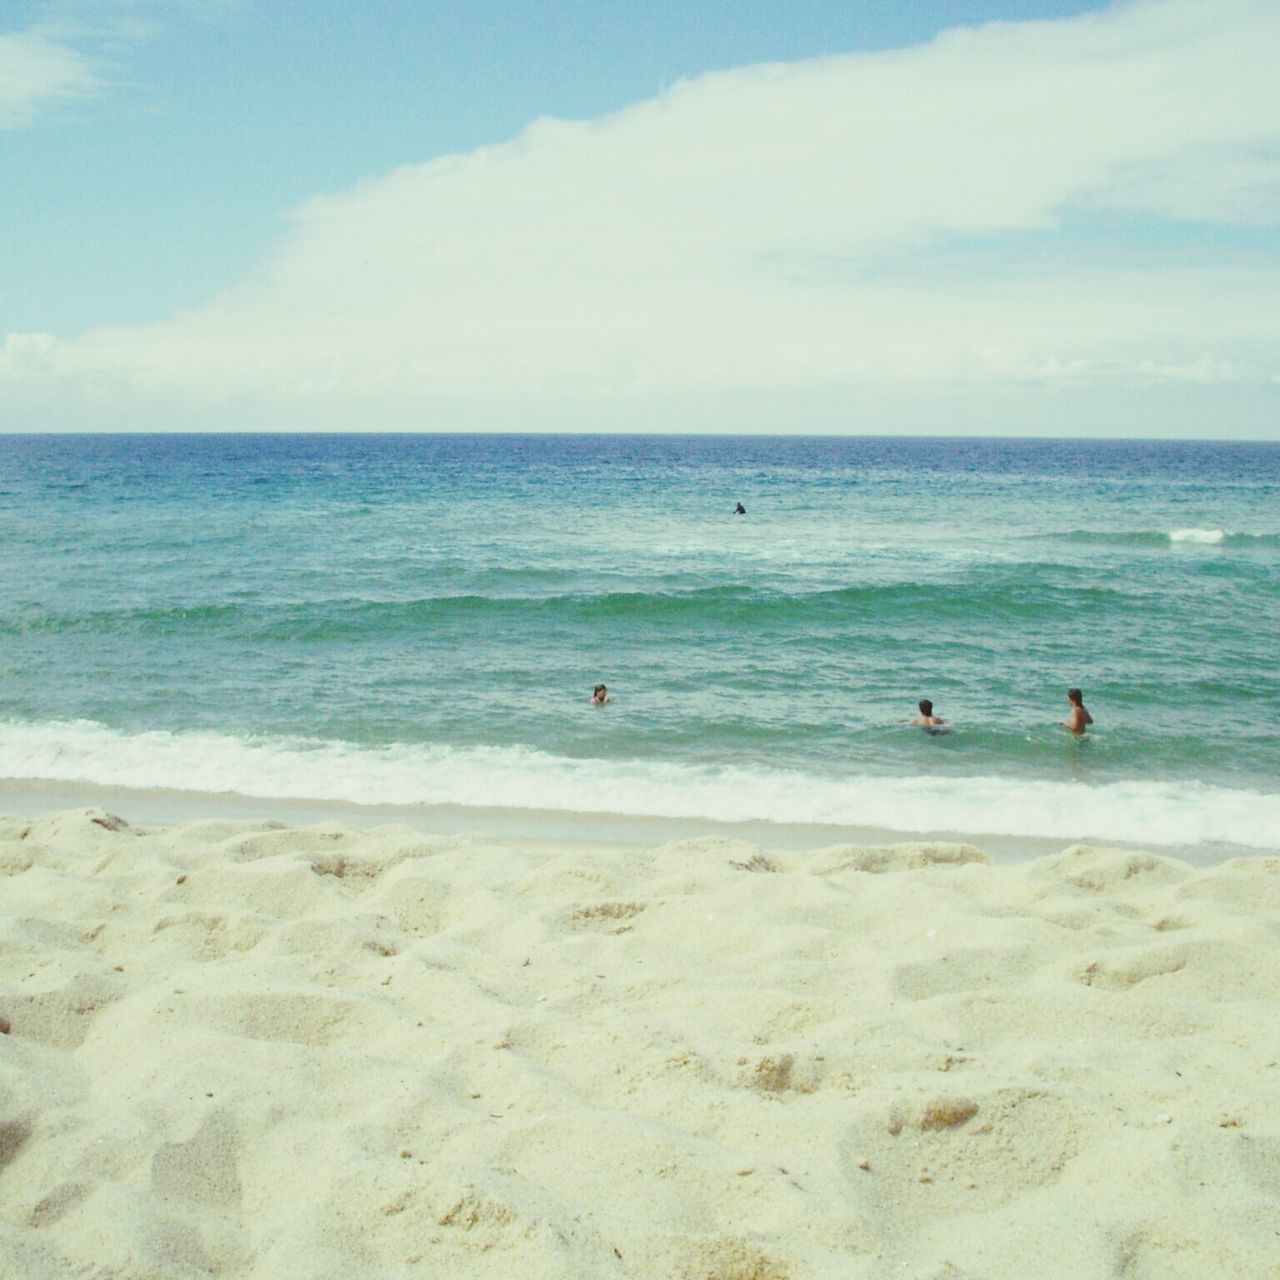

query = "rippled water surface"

[3,434,1277,848]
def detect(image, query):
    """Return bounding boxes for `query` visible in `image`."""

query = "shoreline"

[0,775,1255,868]
[5,715,1277,863]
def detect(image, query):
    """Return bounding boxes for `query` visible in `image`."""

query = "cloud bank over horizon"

[4,0,1279,436]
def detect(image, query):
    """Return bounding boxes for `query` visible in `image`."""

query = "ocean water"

[3,433,1278,853]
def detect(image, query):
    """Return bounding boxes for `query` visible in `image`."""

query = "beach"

[4,432,1278,1276]
[3,806,1277,1279]
[8,0,1280,1269]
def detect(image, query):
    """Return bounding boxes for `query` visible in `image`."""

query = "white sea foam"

[3,719,1277,852]
[1169,527,1226,544]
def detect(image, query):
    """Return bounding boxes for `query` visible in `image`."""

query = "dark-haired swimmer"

[913,699,948,734]
[590,684,610,706]
[913,699,945,727]
[1061,687,1093,735]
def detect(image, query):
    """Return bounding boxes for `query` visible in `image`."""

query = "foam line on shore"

[2,718,1278,852]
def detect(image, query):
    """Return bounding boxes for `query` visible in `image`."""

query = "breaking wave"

[3,719,1277,853]
[1042,529,1278,550]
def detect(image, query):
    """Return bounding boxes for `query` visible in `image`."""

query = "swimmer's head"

[593,684,607,699]
[919,699,933,716]
[1067,687,1083,706]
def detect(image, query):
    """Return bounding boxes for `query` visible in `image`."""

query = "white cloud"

[0,2,224,129]
[4,0,1280,434]
[0,28,100,127]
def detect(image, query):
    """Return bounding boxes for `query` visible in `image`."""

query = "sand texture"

[1,809,1278,1279]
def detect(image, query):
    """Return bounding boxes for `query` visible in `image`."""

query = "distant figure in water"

[734,502,746,515]
[590,684,610,706]
[1061,687,1093,735]
[913,698,946,730]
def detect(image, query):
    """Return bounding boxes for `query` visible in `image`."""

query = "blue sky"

[2,0,1278,435]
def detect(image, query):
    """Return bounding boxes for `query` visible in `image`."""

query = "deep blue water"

[2,433,1278,849]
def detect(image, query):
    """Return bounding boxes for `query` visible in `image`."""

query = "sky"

[2,0,1278,437]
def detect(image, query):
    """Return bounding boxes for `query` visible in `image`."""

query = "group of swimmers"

[912,688,1094,735]
[591,684,1095,735]
[597,500,1096,736]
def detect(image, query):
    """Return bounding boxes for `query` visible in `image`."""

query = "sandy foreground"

[1,810,1277,1279]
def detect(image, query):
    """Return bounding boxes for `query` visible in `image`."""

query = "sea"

[2,433,1278,857]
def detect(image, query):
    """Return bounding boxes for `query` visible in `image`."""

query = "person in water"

[734,502,746,515]
[590,684,610,705]
[913,698,945,728]
[1061,687,1093,735]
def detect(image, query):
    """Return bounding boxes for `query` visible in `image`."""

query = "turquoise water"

[3,433,1278,850]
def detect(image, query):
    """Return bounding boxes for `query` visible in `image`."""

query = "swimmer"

[734,502,747,515]
[913,698,946,729]
[1061,687,1093,735]
[590,684,610,706]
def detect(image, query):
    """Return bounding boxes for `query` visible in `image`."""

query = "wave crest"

[1043,529,1278,550]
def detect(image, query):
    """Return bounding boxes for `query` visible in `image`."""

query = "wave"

[2,719,1277,853]
[2,572,1131,640]
[1169,527,1225,544]
[1043,529,1280,550]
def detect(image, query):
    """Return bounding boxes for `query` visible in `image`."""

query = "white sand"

[1,809,1277,1279]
